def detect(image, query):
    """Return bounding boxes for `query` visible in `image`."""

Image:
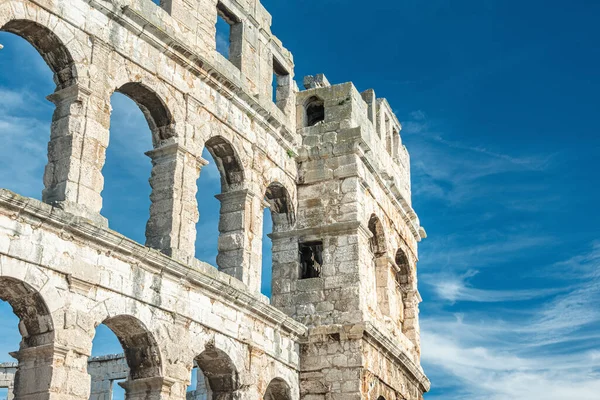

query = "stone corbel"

[119,376,177,398]
[10,343,69,363]
[46,84,92,106]
[145,143,208,169]
[67,274,96,297]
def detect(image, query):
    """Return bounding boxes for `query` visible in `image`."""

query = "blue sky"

[1,0,600,399]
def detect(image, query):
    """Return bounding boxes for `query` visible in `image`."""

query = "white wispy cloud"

[421,244,600,400]
[403,111,554,206]
[425,269,562,303]
[0,87,53,199]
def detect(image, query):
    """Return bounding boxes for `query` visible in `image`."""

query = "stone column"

[7,383,14,400]
[215,189,265,293]
[403,290,422,361]
[270,235,299,314]
[44,84,109,226]
[11,344,90,400]
[145,143,207,264]
[119,377,176,400]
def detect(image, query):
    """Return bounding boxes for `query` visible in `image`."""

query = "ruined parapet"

[268,74,428,399]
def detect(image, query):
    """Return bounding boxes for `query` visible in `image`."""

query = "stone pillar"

[270,235,299,314]
[119,377,176,400]
[11,344,90,400]
[44,85,109,225]
[403,290,421,361]
[145,144,207,264]
[375,256,391,318]
[274,73,296,118]
[7,384,14,400]
[215,189,264,293]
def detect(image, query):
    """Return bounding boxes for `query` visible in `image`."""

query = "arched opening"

[101,316,162,380]
[195,147,221,266]
[0,278,54,349]
[100,92,154,242]
[0,21,72,198]
[102,83,173,242]
[0,277,54,400]
[395,248,411,326]
[264,378,292,400]
[89,324,127,400]
[197,136,246,280]
[368,215,393,320]
[90,315,162,400]
[263,182,295,297]
[305,96,324,127]
[368,214,387,257]
[1,20,75,90]
[204,136,244,190]
[187,346,239,400]
[116,83,174,148]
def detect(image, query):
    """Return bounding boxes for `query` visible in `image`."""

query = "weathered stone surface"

[0,1,429,399]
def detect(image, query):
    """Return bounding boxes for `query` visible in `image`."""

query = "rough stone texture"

[0,1,429,399]
[1,363,17,400]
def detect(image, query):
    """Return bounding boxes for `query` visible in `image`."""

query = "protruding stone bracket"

[67,274,96,297]
[46,84,92,108]
[119,377,176,400]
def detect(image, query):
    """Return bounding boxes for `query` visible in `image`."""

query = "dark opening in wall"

[216,2,242,69]
[305,96,325,127]
[299,241,323,279]
[272,57,289,107]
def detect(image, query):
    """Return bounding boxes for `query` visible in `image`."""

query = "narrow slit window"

[216,3,242,69]
[300,241,323,279]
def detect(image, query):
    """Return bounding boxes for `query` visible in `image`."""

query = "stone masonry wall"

[0,1,429,399]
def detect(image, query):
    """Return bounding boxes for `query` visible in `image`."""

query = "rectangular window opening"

[216,3,242,69]
[300,241,323,279]
[273,57,289,106]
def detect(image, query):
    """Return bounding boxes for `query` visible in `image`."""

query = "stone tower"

[0,0,428,399]
[270,75,429,399]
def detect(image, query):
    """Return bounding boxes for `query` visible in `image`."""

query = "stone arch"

[265,181,295,228]
[395,247,412,328]
[98,315,162,380]
[0,277,54,349]
[264,378,292,400]
[369,214,395,321]
[115,81,176,148]
[304,96,325,127]
[204,135,245,190]
[368,214,387,256]
[0,18,77,90]
[193,344,240,400]
[395,248,411,289]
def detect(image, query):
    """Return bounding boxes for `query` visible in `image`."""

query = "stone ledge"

[88,353,126,363]
[0,189,308,339]
[364,322,430,392]
[299,322,430,393]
